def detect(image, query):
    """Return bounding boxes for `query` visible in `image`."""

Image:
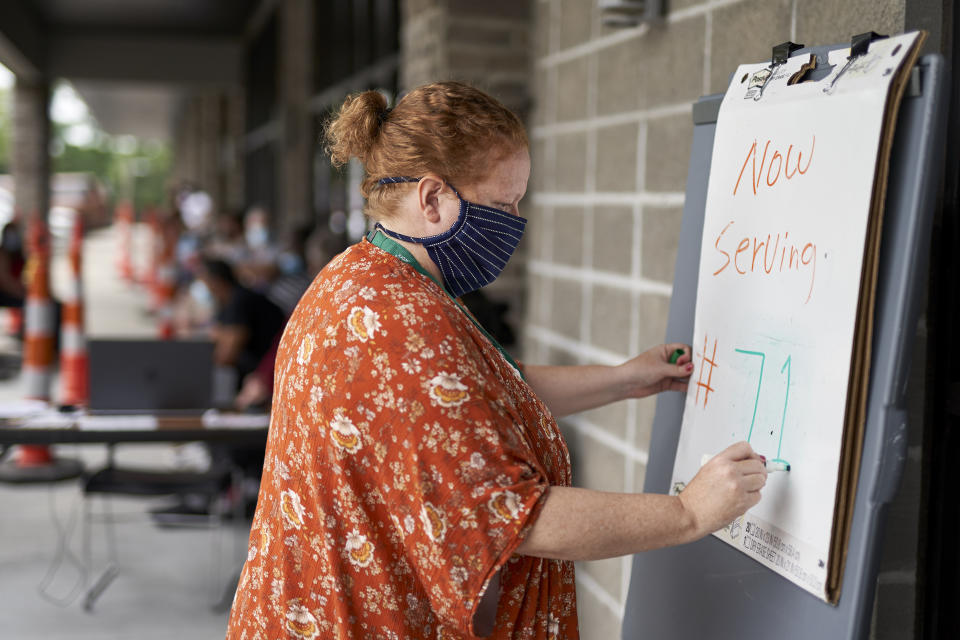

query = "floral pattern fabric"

[226,238,577,639]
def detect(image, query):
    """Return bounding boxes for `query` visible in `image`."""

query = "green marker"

[669,348,685,364]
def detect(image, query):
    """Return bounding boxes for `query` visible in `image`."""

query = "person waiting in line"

[226,82,767,639]
[0,222,25,311]
[264,224,316,316]
[233,205,280,291]
[205,210,247,265]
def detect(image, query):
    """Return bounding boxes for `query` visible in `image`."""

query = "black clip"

[747,41,804,102]
[772,41,804,65]
[824,31,890,95]
[849,31,888,58]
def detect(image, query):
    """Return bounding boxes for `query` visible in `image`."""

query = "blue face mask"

[277,251,304,275]
[375,177,526,298]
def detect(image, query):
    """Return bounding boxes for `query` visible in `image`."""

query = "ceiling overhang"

[0,0,261,140]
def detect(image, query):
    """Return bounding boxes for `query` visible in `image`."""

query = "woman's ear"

[416,174,446,224]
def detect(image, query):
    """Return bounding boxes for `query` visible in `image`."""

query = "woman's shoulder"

[287,240,451,328]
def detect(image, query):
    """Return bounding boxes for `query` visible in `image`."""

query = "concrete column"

[198,93,222,209]
[401,0,449,90]
[278,0,314,232]
[12,80,50,221]
[224,90,246,212]
[172,96,202,192]
[400,0,532,115]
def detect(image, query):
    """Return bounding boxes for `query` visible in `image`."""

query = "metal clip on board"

[824,31,890,94]
[747,41,804,101]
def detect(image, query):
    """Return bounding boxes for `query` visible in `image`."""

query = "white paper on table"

[669,32,921,602]
[202,409,270,430]
[77,414,159,431]
[0,399,50,420]
[17,407,78,429]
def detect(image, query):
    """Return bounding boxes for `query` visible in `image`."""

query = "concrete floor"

[0,225,246,639]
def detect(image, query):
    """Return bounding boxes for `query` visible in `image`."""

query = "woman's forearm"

[515,486,699,561]
[523,364,629,418]
[516,443,767,562]
[523,345,694,418]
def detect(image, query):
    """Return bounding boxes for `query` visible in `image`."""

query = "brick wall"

[525,1,912,637]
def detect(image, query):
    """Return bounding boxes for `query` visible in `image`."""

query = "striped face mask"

[375,177,527,298]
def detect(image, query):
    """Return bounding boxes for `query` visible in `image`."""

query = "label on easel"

[716,512,826,595]
[670,30,924,603]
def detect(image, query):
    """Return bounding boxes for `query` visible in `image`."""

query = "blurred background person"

[0,221,25,311]
[195,257,285,384]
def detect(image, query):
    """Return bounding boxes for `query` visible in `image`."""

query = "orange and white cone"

[142,207,160,293]
[154,213,178,339]
[19,215,56,465]
[114,202,134,282]
[59,215,87,406]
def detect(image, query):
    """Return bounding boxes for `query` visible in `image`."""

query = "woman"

[226,82,765,639]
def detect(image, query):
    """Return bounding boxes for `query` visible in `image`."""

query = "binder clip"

[772,41,805,65]
[849,31,888,58]
[824,31,889,94]
[744,40,804,101]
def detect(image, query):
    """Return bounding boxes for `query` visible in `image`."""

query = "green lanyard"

[366,229,523,376]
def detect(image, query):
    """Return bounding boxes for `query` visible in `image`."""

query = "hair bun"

[324,90,389,167]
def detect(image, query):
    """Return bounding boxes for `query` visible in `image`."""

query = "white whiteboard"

[670,32,921,602]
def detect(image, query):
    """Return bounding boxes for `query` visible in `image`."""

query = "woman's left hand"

[616,342,693,399]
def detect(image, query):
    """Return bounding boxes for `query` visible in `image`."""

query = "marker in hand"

[701,453,791,472]
[763,459,791,472]
[669,348,685,364]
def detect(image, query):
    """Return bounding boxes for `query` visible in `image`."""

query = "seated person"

[234,332,281,412]
[195,257,286,383]
[265,224,315,316]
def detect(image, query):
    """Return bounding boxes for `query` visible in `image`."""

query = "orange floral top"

[226,234,578,639]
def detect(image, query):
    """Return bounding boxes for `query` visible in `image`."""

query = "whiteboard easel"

[621,45,946,639]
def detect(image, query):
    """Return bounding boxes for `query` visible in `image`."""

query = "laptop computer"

[87,339,215,415]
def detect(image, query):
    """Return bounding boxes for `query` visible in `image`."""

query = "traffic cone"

[59,215,88,406]
[143,207,161,297]
[154,212,178,339]
[19,214,56,465]
[114,202,134,282]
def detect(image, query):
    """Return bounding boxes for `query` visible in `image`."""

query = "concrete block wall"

[525,1,914,637]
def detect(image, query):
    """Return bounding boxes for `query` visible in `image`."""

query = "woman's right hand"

[677,441,766,537]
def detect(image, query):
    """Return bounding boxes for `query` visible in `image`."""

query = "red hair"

[324,82,528,220]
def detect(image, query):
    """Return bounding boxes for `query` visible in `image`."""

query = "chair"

[0,445,86,606]
[80,444,241,611]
